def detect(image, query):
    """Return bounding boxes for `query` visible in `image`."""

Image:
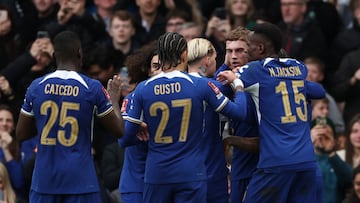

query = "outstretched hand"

[107,75,122,104]
[217,70,237,84]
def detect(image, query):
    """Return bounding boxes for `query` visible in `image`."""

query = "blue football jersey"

[239,58,325,169]
[230,92,259,180]
[189,72,227,182]
[119,93,148,193]
[21,70,113,194]
[125,71,247,184]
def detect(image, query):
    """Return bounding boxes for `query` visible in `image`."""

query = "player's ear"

[52,53,56,64]
[77,48,82,59]
[258,43,265,55]
[180,50,188,64]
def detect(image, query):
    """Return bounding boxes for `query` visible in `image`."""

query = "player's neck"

[163,63,186,73]
[57,63,77,71]
[188,65,205,76]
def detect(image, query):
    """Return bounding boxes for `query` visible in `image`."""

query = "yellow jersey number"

[40,101,80,146]
[149,99,192,143]
[275,80,307,123]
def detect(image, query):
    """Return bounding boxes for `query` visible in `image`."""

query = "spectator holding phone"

[44,0,108,59]
[0,34,55,115]
[205,8,231,67]
[310,115,352,203]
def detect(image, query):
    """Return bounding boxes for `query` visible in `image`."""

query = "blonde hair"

[0,163,16,203]
[187,38,215,65]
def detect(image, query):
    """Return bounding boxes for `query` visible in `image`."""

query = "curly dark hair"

[125,41,158,84]
[158,32,187,70]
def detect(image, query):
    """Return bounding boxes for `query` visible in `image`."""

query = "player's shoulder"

[276,57,305,66]
[144,71,200,86]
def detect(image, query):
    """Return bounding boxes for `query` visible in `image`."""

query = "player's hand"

[107,75,122,103]
[217,70,236,84]
[136,122,149,141]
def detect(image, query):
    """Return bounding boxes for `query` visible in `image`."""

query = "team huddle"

[16,22,325,203]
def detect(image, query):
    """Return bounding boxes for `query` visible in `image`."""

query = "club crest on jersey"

[102,86,111,101]
[121,99,129,113]
[208,81,223,99]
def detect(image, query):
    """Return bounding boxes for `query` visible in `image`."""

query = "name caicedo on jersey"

[44,83,79,96]
[154,82,181,95]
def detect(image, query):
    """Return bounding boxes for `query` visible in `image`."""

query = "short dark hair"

[111,10,135,28]
[158,32,187,70]
[53,31,81,60]
[85,44,114,71]
[251,22,283,54]
[165,9,191,22]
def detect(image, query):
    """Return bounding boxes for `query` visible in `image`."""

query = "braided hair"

[158,32,187,70]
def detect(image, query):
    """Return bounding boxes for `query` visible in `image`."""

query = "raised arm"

[100,75,125,138]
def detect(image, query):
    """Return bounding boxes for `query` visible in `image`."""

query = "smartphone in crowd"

[37,30,50,39]
[316,116,327,127]
[120,66,129,90]
[214,7,227,19]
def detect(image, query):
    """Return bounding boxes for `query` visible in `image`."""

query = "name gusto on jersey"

[154,82,181,95]
[44,83,79,96]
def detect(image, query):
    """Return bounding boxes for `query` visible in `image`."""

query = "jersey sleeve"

[213,63,231,80]
[237,63,259,88]
[21,81,36,116]
[119,93,142,147]
[120,83,144,146]
[305,80,326,99]
[94,82,113,118]
[202,79,247,121]
[212,79,234,98]
[126,83,144,125]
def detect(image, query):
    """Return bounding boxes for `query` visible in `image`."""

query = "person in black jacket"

[332,47,360,126]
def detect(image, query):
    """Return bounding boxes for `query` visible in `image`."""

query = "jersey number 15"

[275,80,308,124]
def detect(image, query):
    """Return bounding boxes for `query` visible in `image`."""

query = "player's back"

[135,71,213,184]
[23,70,112,194]
[240,58,316,169]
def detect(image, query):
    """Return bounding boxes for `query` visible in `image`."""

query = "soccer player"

[123,32,248,203]
[218,22,326,203]
[16,31,124,203]
[118,41,159,203]
[212,27,260,202]
[187,37,231,203]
